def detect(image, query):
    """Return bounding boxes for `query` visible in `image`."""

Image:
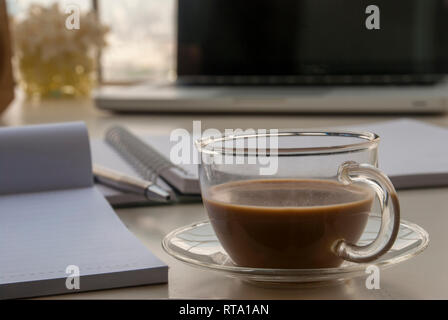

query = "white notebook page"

[0,122,167,299]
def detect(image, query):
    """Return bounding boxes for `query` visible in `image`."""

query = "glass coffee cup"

[195,130,400,269]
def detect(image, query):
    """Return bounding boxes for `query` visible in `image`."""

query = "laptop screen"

[177,0,448,83]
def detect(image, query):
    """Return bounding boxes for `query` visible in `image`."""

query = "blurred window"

[99,0,175,83]
[7,0,92,19]
[7,0,175,84]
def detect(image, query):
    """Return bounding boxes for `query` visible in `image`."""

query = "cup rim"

[195,129,380,156]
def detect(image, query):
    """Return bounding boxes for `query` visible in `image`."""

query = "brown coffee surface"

[203,179,374,269]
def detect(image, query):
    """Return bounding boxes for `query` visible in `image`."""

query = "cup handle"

[334,161,400,263]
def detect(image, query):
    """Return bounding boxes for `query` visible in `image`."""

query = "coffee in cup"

[196,130,400,269]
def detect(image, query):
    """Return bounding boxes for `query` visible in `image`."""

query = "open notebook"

[0,122,167,299]
[339,119,448,189]
[92,119,448,207]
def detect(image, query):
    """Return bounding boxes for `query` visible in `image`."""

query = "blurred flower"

[12,3,109,98]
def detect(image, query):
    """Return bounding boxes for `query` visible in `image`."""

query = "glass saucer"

[162,217,429,284]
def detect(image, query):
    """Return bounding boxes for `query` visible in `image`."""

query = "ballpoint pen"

[92,164,171,202]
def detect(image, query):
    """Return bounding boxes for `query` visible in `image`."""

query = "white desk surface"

[2,96,447,299]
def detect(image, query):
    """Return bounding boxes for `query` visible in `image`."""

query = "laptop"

[95,0,448,113]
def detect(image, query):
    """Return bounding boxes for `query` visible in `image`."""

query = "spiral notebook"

[92,119,448,207]
[91,128,200,207]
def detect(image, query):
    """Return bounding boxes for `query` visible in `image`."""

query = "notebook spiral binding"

[105,126,186,183]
